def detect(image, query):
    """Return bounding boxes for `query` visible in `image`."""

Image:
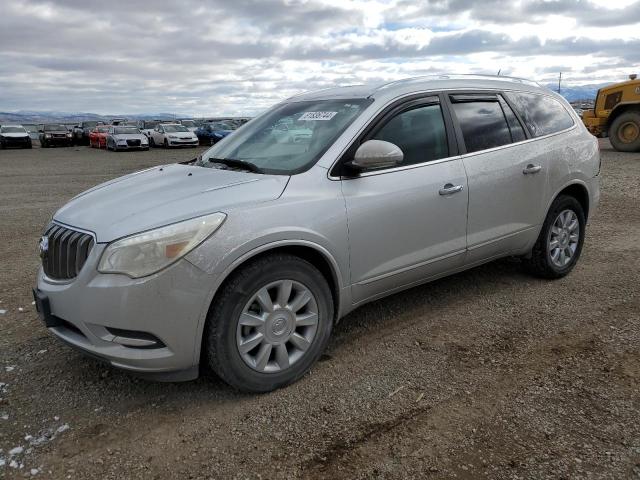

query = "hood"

[112,133,147,140]
[43,130,68,134]
[1,132,29,138]
[54,163,289,242]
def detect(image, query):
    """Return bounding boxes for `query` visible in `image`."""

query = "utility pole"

[558,72,562,94]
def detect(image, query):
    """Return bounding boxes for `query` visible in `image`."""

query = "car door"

[153,125,163,144]
[447,92,549,264]
[339,96,469,304]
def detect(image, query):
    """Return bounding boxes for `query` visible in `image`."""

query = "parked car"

[33,76,599,393]
[109,118,127,126]
[39,124,73,147]
[149,123,198,147]
[89,126,110,149]
[137,120,165,139]
[73,121,102,146]
[0,125,32,149]
[179,119,198,132]
[22,124,40,141]
[105,126,149,151]
[195,121,235,145]
[271,119,312,144]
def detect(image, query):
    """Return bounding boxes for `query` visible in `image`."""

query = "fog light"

[104,327,165,349]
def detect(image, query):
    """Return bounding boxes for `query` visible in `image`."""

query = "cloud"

[0,0,637,115]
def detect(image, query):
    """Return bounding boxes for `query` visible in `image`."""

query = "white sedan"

[149,123,198,148]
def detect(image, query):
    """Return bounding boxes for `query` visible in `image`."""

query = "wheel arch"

[550,181,591,221]
[606,102,640,129]
[194,240,344,367]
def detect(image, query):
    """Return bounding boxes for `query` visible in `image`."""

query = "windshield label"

[299,111,338,121]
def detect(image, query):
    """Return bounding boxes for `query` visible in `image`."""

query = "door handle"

[439,183,464,196]
[523,164,542,174]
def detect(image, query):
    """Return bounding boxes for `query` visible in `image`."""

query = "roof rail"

[373,74,541,93]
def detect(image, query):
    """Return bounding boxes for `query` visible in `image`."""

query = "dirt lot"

[0,141,638,479]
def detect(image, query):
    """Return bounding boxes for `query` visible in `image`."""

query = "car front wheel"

[205,254,334,392]
[524,195,585,279]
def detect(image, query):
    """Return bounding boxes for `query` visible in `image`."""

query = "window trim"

[327,88,577,180]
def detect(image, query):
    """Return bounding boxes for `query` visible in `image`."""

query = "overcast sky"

[0,0,638,116]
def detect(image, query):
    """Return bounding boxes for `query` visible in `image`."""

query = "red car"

[89,126,109,149]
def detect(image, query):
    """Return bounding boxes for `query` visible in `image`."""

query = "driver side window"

[372,103,449,167]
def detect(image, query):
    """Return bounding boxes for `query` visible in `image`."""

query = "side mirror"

[350,140,403,171]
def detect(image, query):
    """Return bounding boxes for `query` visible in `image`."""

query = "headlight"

[98,212,226,278]
[66,133,72,137]
[168,135,177,139]
[45,134,52,138]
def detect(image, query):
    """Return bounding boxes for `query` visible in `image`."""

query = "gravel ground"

[0,140,638,479]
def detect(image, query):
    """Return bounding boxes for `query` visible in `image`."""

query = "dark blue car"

[195,122,234,146]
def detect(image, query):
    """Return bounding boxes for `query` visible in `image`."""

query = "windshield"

[199,99,371,175]
[1,126,26,133]
[181,120,196,128]
[44,124,67,131]
[144,121,160,129]
[207,122,233,131]
[95,127,109,133]
[83,121,98,128]
[114,127,140,135]
[163,125,189,133]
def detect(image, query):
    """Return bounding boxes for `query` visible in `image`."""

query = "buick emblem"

[38,235,49,259]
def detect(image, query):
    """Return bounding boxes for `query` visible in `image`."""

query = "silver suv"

[34,75,600,392]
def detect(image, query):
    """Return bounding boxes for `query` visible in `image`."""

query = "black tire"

[163,138,169,148]
[609,111,640,152]
[523,195,586,279]
[41,140,47,148]
[205,254,334,393]
[149,137,155,148]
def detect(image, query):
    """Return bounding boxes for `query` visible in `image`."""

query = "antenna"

[558,72,562,94]
[497,69,501,76]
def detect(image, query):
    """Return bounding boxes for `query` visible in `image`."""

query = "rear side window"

[450,100,511,153]
[372,103,449,166]
[505,92,574,137]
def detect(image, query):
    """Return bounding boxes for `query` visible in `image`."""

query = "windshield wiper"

[206,157,263,174]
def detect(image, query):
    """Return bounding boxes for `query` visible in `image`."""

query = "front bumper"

[44,136,72,145]
[114,142,149,150]
[168,138,198,147]
[1,136,31,147]
[35,244,213,380]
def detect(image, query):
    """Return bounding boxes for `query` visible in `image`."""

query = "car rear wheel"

[609,111,640,152]
[523,195,585,279]
[205,254,334,392]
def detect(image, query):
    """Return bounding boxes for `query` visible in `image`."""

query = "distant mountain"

[0,111,184,124]
[544,83,611,102]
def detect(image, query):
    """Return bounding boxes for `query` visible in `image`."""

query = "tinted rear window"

[505,92,574,137]
[451,100,512,153]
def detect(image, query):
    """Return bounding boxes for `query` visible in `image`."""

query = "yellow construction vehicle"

[582,74,640,152]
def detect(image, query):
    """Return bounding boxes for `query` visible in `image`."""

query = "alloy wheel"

[547,209,580,268]
[236,280,319,373]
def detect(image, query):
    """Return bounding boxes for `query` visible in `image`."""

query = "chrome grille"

[41,224,95,280]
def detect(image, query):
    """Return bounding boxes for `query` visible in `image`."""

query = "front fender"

[186,237,347,366]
